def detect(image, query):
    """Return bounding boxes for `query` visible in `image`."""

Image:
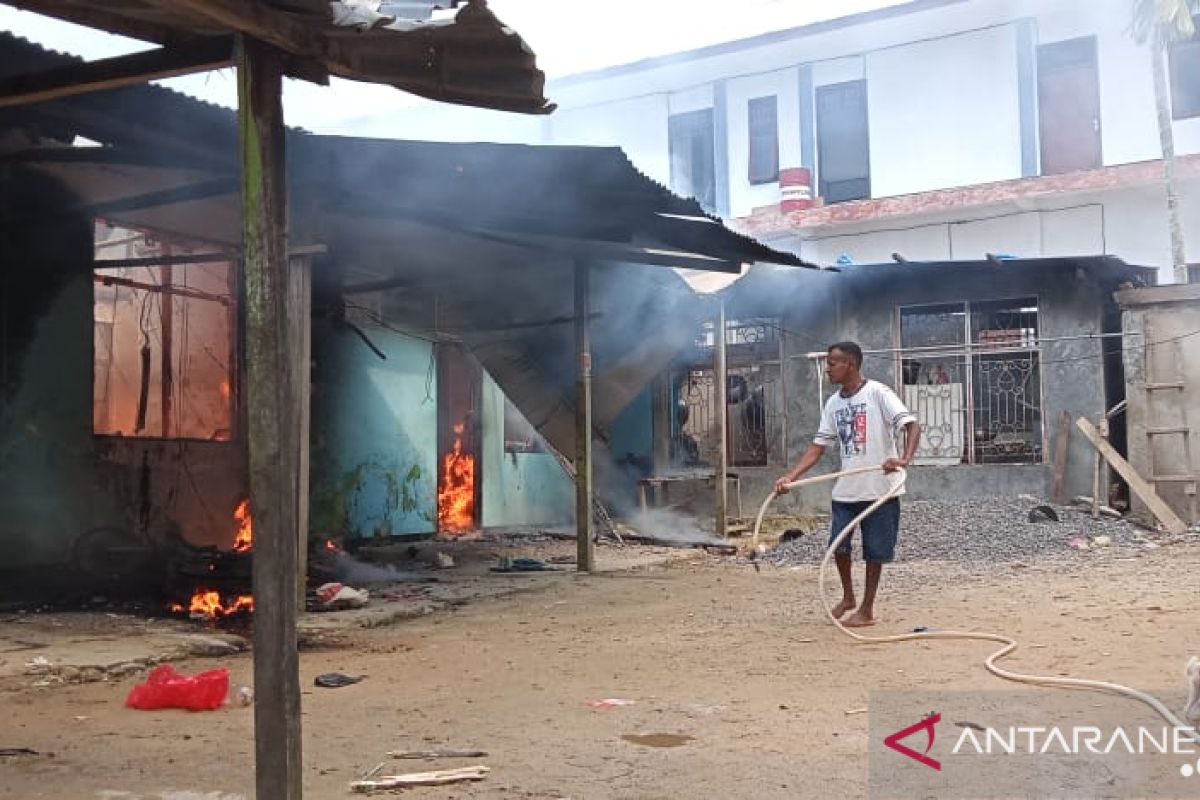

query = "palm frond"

[1131,0,1197,46]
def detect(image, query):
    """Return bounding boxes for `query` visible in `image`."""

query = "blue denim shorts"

[829,498,901,563]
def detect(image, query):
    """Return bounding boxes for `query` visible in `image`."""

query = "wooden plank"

[574,261,595,572]
[350,765,489,792]
[1051,410,1071,504]
[1076,417,1186,535]
[172,0,325,60]
[238,35,303,800]
[0,38,233,109]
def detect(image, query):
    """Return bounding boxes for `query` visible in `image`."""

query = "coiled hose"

[751,465,1198,740]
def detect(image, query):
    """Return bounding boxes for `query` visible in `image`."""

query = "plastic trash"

[314,672,364,688]
[125,664,229,711]
[585,698,635,708]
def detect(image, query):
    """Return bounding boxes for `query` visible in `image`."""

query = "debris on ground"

[350,765,490,792]
[0,748,38,757]
[388,749,488,759]
[125,664,229,711]
[314,583,370,610]
[585,698,636,708]
[314,672,364,688]
[1027,505,1059,523]
[490,557,556,573]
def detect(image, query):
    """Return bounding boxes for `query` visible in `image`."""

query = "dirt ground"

[2,538,1199,800]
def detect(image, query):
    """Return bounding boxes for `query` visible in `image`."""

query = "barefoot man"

[774,342,920,627]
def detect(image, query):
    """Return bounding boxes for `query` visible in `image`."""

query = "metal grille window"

[898,298,1043,465]
[669,318,785,468]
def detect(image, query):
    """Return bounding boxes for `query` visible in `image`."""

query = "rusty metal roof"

[5,0,553,114]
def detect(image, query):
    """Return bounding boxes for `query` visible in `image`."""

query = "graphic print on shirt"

[835,402,868,457]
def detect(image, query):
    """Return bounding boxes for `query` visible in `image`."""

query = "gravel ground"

[757,496,1185,568]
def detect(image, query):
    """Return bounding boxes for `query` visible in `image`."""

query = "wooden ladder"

[1144,327,1197,523]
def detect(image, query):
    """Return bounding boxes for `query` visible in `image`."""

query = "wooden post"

[160,254,173,437]
[288,251,313,608]
[1050,410,1071,505]
[1092,416,1110,520]
[238,35,302,800]
[714,299,728,537]
[574,261,595,572]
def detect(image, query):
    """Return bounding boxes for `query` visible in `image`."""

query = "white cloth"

[814,379,917,501]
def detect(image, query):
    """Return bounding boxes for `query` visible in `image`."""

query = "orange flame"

[232,498,252,552]
[325,539,341,553]
[437,422,475,535]
[170,588,254,618]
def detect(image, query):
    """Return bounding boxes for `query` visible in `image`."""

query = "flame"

[437,422,476,534]
[170,588,254,618]
[324,539,341,553]
[233,498,252,552]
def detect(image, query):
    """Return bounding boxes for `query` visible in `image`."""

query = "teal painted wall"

[310,320,438,538]
[480,373,573,528]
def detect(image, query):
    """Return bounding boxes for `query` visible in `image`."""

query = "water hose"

[751,465,1199,740]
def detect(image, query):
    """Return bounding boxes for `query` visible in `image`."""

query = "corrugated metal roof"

[9,0,553,114]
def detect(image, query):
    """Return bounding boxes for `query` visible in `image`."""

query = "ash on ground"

[757,497,1180,568]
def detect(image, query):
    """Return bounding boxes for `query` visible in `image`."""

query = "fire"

[232,498,252,552]
[171,589,254,618]
[437,422,476,534]
[325,539,341,553]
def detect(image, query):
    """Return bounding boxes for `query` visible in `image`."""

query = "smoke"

[626,506,726,547]
[327,551,426,585]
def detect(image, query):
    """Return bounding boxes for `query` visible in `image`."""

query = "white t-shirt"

[814,379,917,502]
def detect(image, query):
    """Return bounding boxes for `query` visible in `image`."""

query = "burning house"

[0,31,813,606]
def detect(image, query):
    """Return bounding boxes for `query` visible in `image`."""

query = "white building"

[374,0,1200,284]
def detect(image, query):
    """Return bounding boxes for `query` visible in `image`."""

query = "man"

[774,342,920,628]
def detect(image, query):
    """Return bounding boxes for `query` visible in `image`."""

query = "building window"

[1170,19,1200,120]
[816,79,871,204]
[93,221,236,441]
[668,108,716,211]
[669,318,785,468]
[898,298,1042,465]
[747,95,779,185]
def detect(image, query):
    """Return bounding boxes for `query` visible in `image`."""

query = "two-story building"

[381,0,1200,285]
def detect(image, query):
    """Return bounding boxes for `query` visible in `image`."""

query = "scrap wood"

[0,748,37,757]
[1075,417,1186,535]
[388,749,488,759]
[350,765,490,792]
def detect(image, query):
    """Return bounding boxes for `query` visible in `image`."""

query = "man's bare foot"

[830,598,856,619]
[843,610,876,628]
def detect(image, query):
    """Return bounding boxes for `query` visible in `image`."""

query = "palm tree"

[1131,0,1197,283]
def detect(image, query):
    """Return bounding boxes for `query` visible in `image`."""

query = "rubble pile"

[759,496,1176,567]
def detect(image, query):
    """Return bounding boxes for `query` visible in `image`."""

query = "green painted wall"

[0,276,124,568]
[480,372,573,528]
[309,319,438,538]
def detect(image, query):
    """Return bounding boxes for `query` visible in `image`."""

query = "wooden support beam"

[93,273,233,306]
[1076,417,1186,535]
[172,0,326,61]
[574,261,595,573]
[0,38,234,109]
[238,35,303,800]
[714,300,728,537]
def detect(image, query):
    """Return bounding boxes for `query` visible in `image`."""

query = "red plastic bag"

[125,664,229,711]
